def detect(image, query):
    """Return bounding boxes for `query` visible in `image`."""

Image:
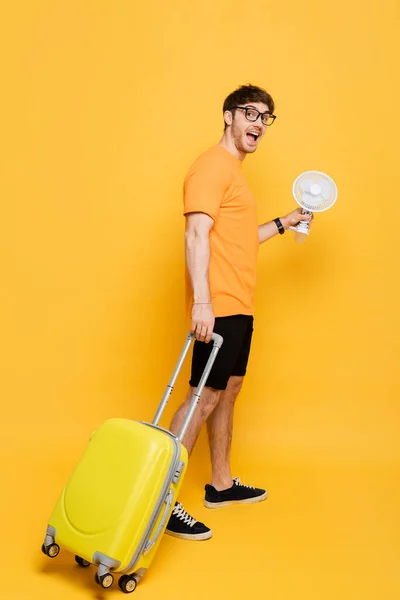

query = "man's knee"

[195,386,221,419]
[225,375,244,399]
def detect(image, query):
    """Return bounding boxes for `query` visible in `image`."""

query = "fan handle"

[288,209,312,243]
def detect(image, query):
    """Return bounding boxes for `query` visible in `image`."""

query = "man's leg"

[204,319,268,509]
[204,375,267,507]
[165,385,221,541]
[206,375,244,490]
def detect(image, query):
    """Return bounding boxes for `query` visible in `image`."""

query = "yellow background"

[1,0,399,598]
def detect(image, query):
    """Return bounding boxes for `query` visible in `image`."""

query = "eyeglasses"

[230,106,277,127]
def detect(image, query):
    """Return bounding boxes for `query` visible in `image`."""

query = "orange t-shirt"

[183,145,259,318]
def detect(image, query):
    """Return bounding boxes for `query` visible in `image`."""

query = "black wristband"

[274,217,285,235]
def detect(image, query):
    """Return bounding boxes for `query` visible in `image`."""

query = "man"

[165,84,312,541]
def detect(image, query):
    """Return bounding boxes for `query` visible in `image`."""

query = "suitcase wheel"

[95,572,114,589]
[118,575,138,593]
[41,543,60,558]
[75,555,90,568]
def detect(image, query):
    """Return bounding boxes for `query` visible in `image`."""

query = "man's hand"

[191,303,215,343]
[281,207,313,230]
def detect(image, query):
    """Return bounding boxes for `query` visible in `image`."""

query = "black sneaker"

[165,502,212,540]
[204,477,267,508]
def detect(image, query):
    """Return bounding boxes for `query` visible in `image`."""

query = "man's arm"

[258,208,313,244]
[185,212,215,343]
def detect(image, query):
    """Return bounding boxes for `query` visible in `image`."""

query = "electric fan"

[289,170,338,243]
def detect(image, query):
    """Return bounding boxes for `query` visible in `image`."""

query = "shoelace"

[172,503,197,527]
[233,477,255,490]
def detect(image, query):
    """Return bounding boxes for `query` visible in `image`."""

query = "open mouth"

[246,131,260,143]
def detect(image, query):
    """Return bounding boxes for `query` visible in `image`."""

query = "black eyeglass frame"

[229,105,277,126]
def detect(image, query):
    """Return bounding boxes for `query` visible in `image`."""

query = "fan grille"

[293,171,337,213]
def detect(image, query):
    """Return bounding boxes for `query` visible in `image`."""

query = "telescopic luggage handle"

[152,332,223,442]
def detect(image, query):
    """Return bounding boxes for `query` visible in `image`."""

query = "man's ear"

[224,110,233,127]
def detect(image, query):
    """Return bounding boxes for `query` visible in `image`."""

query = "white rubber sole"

[165,529,213,541]
[204,491,268,509]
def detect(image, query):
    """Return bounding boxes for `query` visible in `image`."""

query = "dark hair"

[223,84,275,129]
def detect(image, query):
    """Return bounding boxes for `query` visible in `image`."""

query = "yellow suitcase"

[41,332,223,593]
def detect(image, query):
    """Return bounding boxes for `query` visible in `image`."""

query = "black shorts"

[189,315,254,391]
